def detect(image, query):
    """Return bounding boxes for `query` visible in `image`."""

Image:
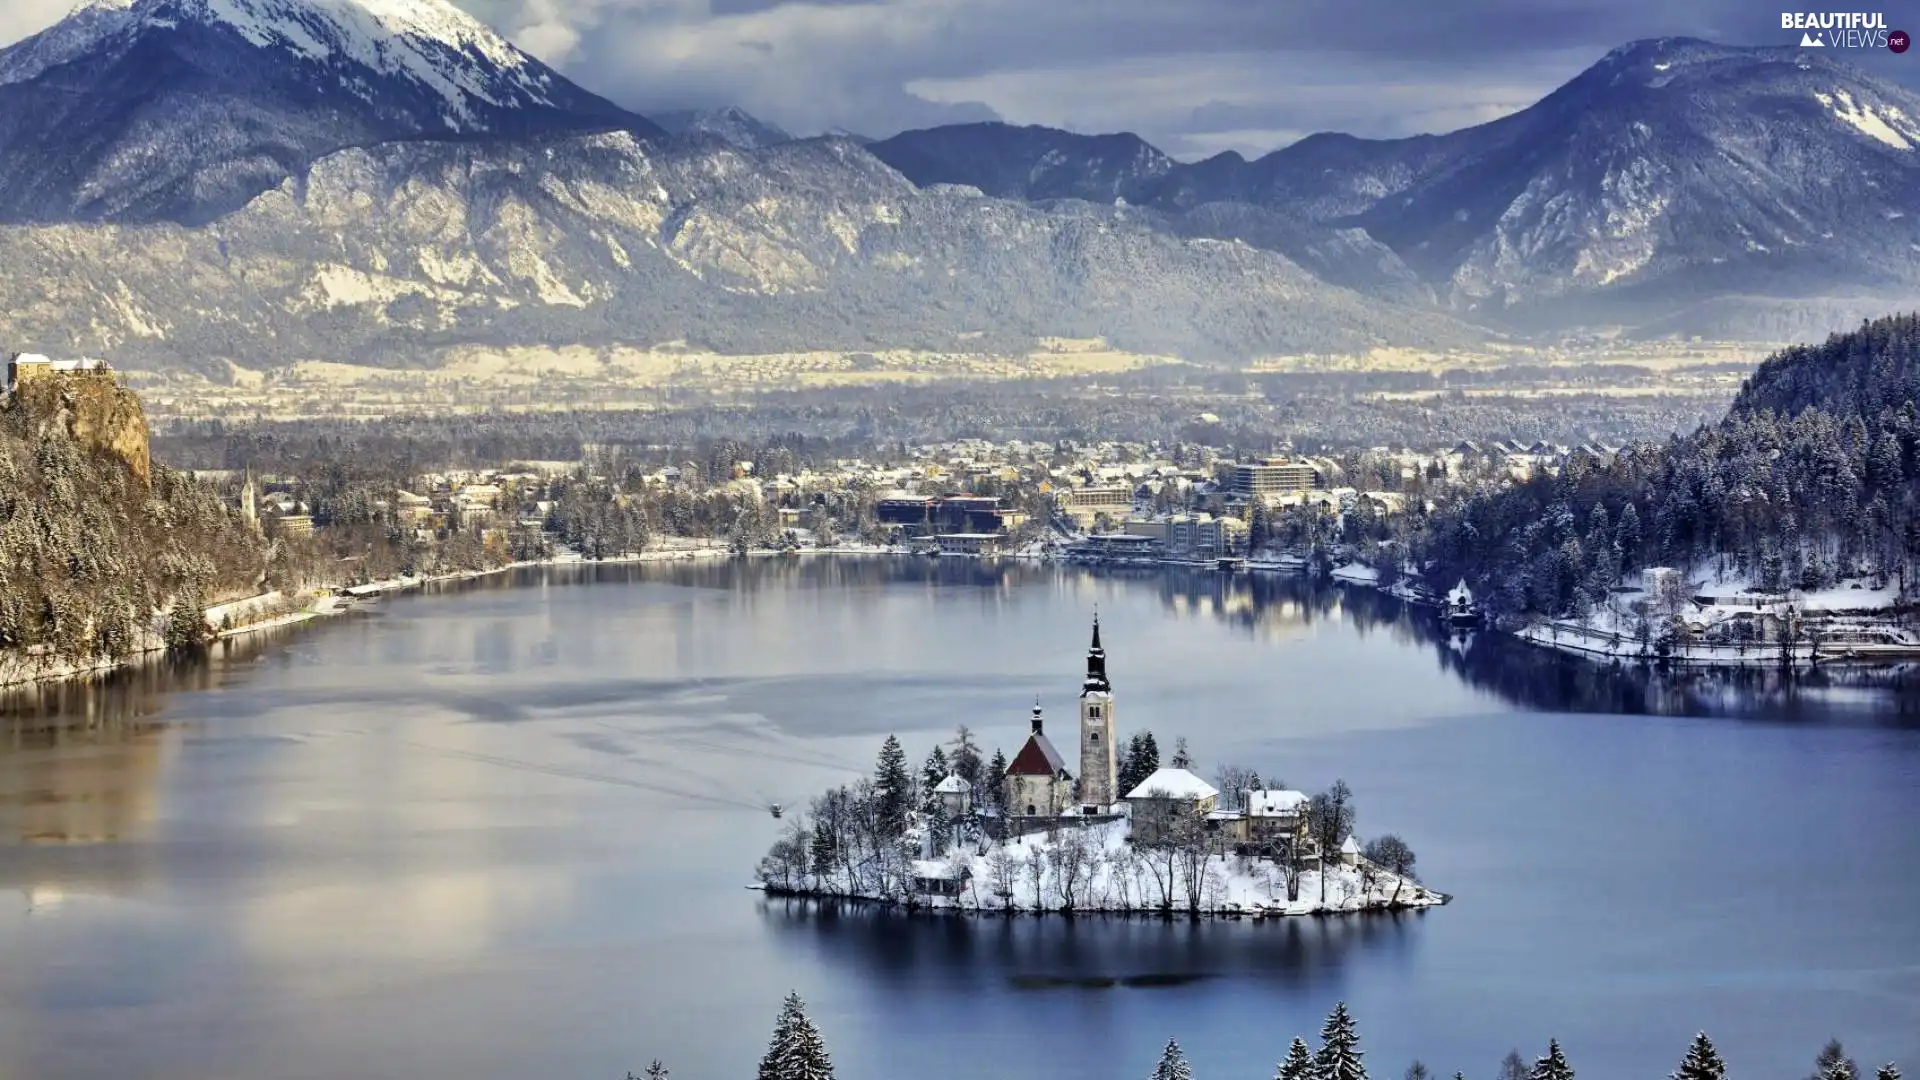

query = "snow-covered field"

[783,820,1445,917]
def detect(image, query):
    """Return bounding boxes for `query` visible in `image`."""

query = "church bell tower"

[1078,615,1117,811]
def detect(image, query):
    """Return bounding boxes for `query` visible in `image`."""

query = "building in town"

[1230,459,1325,502]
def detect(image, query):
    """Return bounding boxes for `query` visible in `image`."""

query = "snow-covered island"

[756,619,1445,917]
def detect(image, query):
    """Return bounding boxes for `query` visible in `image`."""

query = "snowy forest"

[1420,315,1920,617]
[0,378,262,664]
[647,992,1898,1080]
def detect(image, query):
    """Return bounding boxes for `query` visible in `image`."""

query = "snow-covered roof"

[910,860,960,880]
[1246,790,1307,816]
[1125,768,1219,801]
[934,774,970,794]
[1340,836,1361,854]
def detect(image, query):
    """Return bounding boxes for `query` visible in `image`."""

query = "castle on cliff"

[5,352,111,393]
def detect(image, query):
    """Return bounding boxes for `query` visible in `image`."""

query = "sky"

[1,0,1913,158]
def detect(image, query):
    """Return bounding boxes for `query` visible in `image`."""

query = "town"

[754,618,1444,916]
[8,348,1916,677]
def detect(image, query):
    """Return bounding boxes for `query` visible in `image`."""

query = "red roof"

[1006,732,1068,777]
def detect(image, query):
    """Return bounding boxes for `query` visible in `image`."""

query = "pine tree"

[758,992,834,1080]
[1275,1038,1314,1080]
[1672,1033,1726,1080]
[873,735,911,839]
[1812,1041,1859,1080]
[809,813,837,884]
[1153,1038,1194,1080]
[1530,1040,1573,1080]
[643,1063,669,1080]
[985,749,1009,813]
[1875,1065,1900,1080]
[920,745,950,813]
[1170,736,1194,771]
[948,725,983,784]
[1313,1002,1367,1080]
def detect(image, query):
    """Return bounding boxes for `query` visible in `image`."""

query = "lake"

[1,558,1918,1080]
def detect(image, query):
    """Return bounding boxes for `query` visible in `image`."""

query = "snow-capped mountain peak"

[156,0,553,126]
[0,0,657,223]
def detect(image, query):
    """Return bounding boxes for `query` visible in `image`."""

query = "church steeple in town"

[1083,614,1110,695]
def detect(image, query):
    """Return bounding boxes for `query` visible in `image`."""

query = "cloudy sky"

[2,0,1911,158]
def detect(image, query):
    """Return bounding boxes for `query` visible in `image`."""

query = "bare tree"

[985,845,1019,910]
[1214,763,1259,811]
[1308,779,1355,903]
[1024,845,1048,912]
[1169,808,1219,916]
[1109,848,1138,910]
[1049,827,1098,913]
[1140,835,1178,912]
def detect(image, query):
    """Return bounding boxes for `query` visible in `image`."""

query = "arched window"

[1026,804,1037,816]
[1090,732,1100,743]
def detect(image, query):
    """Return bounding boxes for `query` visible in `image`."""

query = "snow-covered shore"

[764,819,1446,918]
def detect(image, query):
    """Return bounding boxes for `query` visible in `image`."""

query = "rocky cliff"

[6,370,152,483]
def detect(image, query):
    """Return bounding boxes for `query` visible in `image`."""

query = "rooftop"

[1125,767,1219,801]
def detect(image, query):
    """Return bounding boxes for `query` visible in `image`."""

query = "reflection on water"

[7,558,1920,740]
[759,896,1425,994]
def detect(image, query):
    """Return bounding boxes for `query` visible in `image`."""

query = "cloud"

[0,0,76,45]
[5,0,1914,157]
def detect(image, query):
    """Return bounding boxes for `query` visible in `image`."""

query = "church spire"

[1082,614,1110,695]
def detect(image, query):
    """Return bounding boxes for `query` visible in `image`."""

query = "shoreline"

[16,536,1902,689]
[754,885,1449,920]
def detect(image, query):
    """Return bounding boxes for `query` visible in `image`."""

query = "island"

[756,619,1444,916]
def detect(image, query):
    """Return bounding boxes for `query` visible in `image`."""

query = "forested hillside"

[0,375,263,671]
[1421,314,1920,616]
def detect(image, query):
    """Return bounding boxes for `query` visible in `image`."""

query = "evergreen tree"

[1497,1051,1529,1080]
[873,735,911,839]
[1153,1039,1195,1080]
[1118,731,1162,796]
[1875,1066,1900,1080]
[984,749,1009,813]
[1672,1034,1726,1080]
[1812,1041,1859,1080]
[809,809,838,883]
[920,745,950,813]
[1407,1063,1431,1080]
[1529,1040,1573,1080]
[1313,1002,1367,1080]
[947,726,984,785]
[1275,1038,1314,1080]
[1170,736,1194,771]
[758,992,834,1080]
[641,1062,669,1080]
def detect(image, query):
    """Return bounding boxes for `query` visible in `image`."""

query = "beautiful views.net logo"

[1781,11,1907,48]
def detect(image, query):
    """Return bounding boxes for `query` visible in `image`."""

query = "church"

[1002,617,1118,818]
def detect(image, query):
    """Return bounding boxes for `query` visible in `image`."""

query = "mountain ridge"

[869,38,1920,339]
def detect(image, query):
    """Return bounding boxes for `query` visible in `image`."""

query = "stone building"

[1124,767,1220,846]
[1078,617,1117,813]
[1003,703,1072,819]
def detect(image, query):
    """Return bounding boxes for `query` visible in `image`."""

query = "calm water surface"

[1,560,1917,1080]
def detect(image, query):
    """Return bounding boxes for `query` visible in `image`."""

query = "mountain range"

[0,2,1913,371]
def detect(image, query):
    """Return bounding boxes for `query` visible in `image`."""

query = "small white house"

[1124,767,1219,845]
[934,773,972,818]
[1339,835,1361,867]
